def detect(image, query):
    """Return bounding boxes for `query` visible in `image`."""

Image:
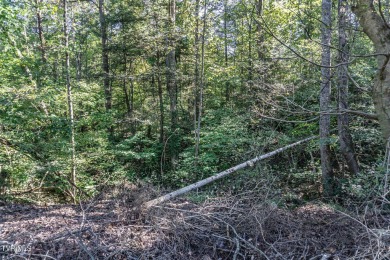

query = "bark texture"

[352,0,390,140]
[320,0,335,197]
[194,0,200,164]
[337,0,359,175]
[166,0,178,168]
[63,0,76,201]
[98,0,111,112]
[35,0,46,63]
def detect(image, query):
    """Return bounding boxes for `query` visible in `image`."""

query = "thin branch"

[251,13,352,69]
[257,113,319,123]
[246,4,389,68]
[345,67,370,92]
[378,0,390,29]
[342,109,378,120]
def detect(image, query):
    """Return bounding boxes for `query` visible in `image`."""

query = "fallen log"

[144,135,317,209]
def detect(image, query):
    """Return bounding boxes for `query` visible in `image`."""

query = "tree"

[194,0,207,173]
[98,0,113,138]
[63,0,77,201]
[320,0,334,197]
[337,0,359,175]
[193,0,201,165]
[166,0,178,169]
[352,0,390,141]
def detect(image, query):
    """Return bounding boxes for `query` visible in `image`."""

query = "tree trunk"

[352,0,390,141]
[256,0,264,88]
[166,0,178,169]
[63,0,77,202]
[35,0,47,63]
[129,76,135,133]
[194,0,200,165]
[337,0,359,175]
[157,51,164,144]
[98,0,113,139]
[122,54,132,117]
[256,0,264,61]
[76,51,82,82]
[320,0,335,197]
[98,0,111,112]
[248,20,253,87]
[144,136,317,208]
[32,0,49,115]
[195,0,207,174]
[224,0,230,101]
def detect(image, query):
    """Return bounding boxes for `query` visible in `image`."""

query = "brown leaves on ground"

[1,183,389,259]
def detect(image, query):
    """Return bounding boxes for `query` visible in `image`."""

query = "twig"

[233,237,240,260]
[52,227,91,241]
[65,227,95,259]
[29,254,57,260]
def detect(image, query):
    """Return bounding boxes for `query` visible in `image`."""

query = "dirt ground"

[1,184,389,259]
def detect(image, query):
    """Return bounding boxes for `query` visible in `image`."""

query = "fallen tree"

[144,135,317,208]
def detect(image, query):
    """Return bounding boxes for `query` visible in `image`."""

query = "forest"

[0,0,390,258]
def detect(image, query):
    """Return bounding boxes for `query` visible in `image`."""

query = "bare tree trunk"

[76,51,82,82]
[166,0,178,169]
[194,0,200,165]
[153,14,165,145]
[352,0,390,140]
[157,51,164,144]
[144,136,317,208]
[35,0,46,63]
[129,76,135,133]
[248,20,253,86]
[337,0,359,175]
[122,54,132,116]
[195,0,207,174]
[63,0,76,202]
[32,0,49,116]
[256,0,264,61]
[255,0,264,89]
[98,0,113,134]
[224,0,230,101]
[320,0,335,197]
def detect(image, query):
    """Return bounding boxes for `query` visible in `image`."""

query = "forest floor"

[1,183,390,259]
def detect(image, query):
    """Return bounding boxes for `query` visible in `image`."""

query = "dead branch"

[342,109,378,120]
[144,136,317,208]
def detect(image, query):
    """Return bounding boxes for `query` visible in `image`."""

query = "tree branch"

[343,109,378,120]
[378,0,390,30]
[143,136,317,208]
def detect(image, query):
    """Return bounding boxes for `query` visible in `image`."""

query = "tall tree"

[98,0,112,113]
[34,0,46,63]
[320,0,334,197]
[256,0,264,61]
[224,0,230,101]
[337,0,359,175]
[166,0,178,168]
[352,1,390,141]
[63,0,76,201]
[194,0,207,173]
[194,0,201,165]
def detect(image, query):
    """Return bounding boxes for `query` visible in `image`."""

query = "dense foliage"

[0,0,388,206]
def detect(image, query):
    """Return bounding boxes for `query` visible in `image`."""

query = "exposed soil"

[1,183,389,259]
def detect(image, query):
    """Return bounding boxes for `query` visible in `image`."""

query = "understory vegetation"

[0,0,389,258]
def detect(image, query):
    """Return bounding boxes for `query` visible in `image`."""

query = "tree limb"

[342,109,378,120]
[143,136,317,209]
